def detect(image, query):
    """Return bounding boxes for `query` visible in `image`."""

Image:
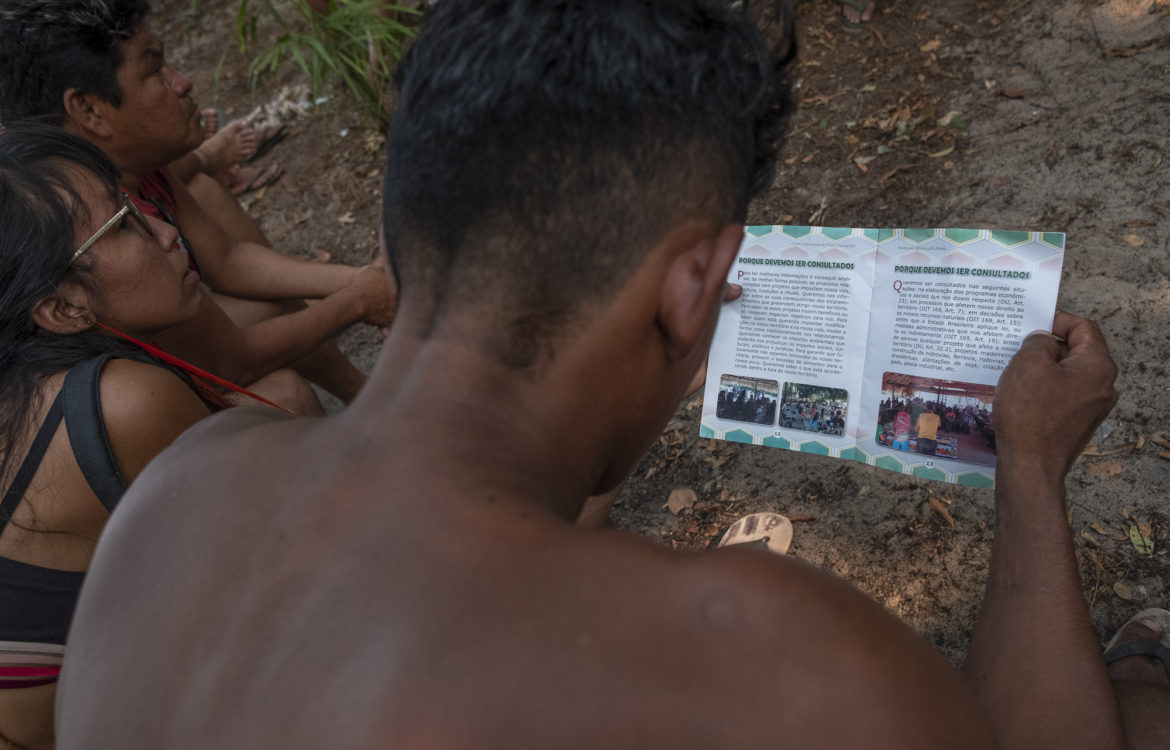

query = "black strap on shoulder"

[0,394,66,533]
[62,356,127,512]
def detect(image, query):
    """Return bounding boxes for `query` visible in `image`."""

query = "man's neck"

[118,166,146,194]
[105,145,150,193]
[345,325,619,523]
[61,120,149,192]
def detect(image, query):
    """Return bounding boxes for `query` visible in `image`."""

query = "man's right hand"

[347,261,398,330]
[993,310,1118,484]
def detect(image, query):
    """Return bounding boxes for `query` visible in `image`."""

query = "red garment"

[894,411,911,441]
[134,170,179,223]
[130,170,200,272]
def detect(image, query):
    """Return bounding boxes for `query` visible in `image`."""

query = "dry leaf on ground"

[1084,460,1124,478]
[1129,522,1155,557]
[928,495,955,526]
[665,488,697,516]
[1105,34,1170,58]
[1082,442,1140,456]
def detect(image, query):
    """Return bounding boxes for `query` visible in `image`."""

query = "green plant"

[237,0,417,123]
[212,49,228,99]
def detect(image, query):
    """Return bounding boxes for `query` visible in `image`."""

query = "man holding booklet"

[57,1,1166,747]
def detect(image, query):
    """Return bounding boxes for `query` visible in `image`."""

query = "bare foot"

[224,163,283,196]
[1106,614,1170,685]
[195,120,258,174]
[243,124,286,164]
[842,0,876,26]
[1105,612,1170,750]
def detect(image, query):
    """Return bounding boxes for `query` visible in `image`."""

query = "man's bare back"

[62,394,991,748]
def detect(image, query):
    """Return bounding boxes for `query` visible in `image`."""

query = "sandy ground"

[158,0,1169,665]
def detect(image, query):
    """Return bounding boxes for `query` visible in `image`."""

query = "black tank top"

[0,356,127,646]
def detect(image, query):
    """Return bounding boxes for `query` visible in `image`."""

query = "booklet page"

[700,226,1065,487]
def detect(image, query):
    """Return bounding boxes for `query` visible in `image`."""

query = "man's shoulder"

[153,399,276,446]
[67,492,994,750]
[574,532,898,637]
[430,530,998,748]
[121,404,299,508]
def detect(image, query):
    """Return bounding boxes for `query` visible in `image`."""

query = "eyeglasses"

[71,193,156,264]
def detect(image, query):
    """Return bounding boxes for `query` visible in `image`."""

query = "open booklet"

[700,226,1065,488]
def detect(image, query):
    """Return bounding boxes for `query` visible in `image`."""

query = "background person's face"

[102,25,203,171]
[70,170,202,337]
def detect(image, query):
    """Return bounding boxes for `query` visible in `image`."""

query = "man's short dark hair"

[0,0,151,125]
[383,0,791,368]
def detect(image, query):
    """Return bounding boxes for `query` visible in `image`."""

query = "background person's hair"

[382,0,792,369]
[0,0,151,125]
[0,122,204,527]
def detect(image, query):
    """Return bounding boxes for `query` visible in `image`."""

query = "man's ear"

[62,88,114,139]
[656,222,743,362]
[29,283,96,336]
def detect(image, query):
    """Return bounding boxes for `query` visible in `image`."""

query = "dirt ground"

[157,0,1169,665]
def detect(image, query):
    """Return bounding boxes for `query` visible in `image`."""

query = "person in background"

[916,403,941,455]
[0,0,396,406]
[0,123,248,750]
[893,406,912,450]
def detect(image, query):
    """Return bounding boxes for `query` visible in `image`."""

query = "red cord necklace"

[90,319,295,415]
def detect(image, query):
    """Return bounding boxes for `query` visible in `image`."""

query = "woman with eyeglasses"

[0,123,231,750]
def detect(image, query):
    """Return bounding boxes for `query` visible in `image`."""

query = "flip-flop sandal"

[841,0,876,30]
[228,163,283,196]
[1104,608,1170,679]
[244,123,286,163]
[715,512,793,555]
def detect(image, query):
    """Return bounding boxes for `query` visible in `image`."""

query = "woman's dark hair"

[0,122,213,522]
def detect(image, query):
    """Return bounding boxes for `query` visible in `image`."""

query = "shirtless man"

[59,1,1165,747]
[0,0,393,406]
